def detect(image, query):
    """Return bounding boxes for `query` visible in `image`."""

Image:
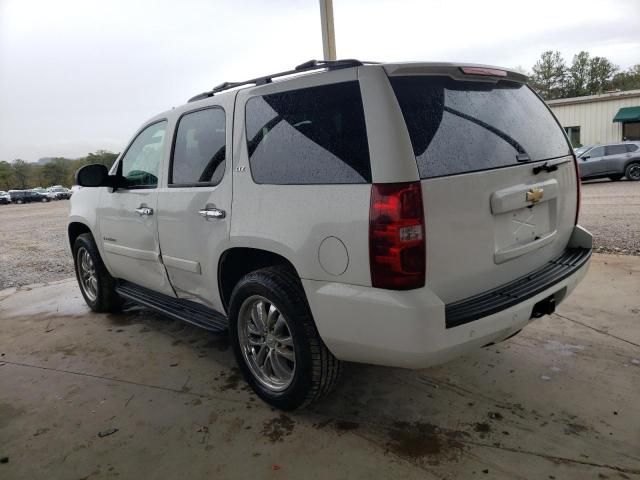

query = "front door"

[98,120,174,296]
[579,145,605,177]
[157,100,233,312]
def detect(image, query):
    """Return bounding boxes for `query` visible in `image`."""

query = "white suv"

[69,60,592,410]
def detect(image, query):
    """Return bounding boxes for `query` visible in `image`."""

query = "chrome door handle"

[135,207,153,216]
[198,207,226,219]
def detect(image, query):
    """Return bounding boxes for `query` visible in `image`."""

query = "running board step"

[115,281,228,333]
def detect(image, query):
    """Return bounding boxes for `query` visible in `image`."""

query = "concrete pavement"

[0,254,639,479]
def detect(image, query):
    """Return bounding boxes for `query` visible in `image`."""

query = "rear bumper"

[303,225,592,369]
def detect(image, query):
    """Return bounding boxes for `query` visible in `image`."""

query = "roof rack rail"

[188,59,377,103]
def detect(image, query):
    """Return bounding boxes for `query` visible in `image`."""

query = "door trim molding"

[162,255,202,274]
[103,242,159,262]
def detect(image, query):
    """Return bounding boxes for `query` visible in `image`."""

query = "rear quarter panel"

[230,69,372,286]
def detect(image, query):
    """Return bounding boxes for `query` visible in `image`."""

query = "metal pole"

[319,0,337,61]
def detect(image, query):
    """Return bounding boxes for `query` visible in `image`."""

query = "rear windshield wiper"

[443,106,530,161]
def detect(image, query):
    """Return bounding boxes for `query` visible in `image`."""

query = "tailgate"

[388,69,578,303]
[422,158,577,303]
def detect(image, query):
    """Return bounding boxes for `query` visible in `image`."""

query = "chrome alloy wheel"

[77,247,98,302]
[237,295,296,392]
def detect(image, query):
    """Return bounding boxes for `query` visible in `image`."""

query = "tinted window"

[390,77,571,178]
[245,81,371,184]
[171,108,226,185]
[605,144,627,156]
[120,121,167,188]
[627,144,639,153]
[605,145,627,155]
[587,146,604,158]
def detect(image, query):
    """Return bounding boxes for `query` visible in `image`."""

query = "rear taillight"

[572,153,581,224]
[369,182,425,290]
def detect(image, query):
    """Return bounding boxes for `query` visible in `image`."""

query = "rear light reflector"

[460,67,507,77]
[369,182,426,290]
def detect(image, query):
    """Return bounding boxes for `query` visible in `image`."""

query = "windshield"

[389,76,571,178]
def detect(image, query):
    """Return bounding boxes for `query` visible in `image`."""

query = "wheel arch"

[68,222,93,252]
[218,247,302,314]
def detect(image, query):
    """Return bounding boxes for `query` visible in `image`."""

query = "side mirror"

[581,155,589,160]
[75,164,113,187]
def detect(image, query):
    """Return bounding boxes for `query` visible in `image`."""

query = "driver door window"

[119,121,167,188]
[586,146,604,159]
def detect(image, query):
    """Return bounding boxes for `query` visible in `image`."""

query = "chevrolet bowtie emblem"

[526,187,544,203]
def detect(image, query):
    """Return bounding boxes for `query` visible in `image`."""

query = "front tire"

[229,266,341,410]
[625,163,640,181]
[73,233,122,312]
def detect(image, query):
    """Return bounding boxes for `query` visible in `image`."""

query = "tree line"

[0,150,119,191]
[527,50,640,100]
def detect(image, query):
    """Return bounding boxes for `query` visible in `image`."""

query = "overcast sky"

[1,0,638,162]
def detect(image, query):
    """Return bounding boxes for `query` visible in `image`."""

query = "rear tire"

[73,233,122,312]
[228,266,341,410]
[625,163,640,181]
[16,199,23,204]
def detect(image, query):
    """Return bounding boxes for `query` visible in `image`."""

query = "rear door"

[603,144,629,174]
[156,96,233,311]
[387,69,578,303]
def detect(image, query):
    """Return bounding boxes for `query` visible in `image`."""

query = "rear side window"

[605,144,626,156]
[245,81,371,184]
[627,144,638,153]
[171,108,226,186]
[390,76,571,179]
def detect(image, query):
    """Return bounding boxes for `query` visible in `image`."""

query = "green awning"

[613,106,640,123]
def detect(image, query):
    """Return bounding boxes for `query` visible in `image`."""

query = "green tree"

[42,158,69,186]
[0,161,14,190]
[612,64,640,91]
[587,56,617,95]
[530,51,567,100]
[12,159,31,189]
[566,51,591,97]
[85,150,119,169]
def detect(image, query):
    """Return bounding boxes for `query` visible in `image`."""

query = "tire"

[609,175,623,181]
[228,266,341,410]
[41,197,47,202]
[16,199,23,204]
[73,233,122,312]
[625,162,640,181]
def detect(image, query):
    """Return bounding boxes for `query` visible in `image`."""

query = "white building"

[547,89,640,147]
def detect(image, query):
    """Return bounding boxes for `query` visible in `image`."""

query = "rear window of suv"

[245,81,371,184]
[390,76,571,179]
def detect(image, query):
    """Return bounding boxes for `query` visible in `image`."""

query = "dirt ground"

[0,254,638,479]
[0,179,638,289]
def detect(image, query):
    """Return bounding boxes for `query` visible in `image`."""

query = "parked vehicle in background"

[574,145,592,157]
[8,190,51,204]
[47,186,73,200]
[0,191,10,204]
[577,142,640,181]
[69,59,592,410]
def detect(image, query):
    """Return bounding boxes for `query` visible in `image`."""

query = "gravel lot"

[0,200,73,289]
[0,179,638,289]
[579,179,640,255]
